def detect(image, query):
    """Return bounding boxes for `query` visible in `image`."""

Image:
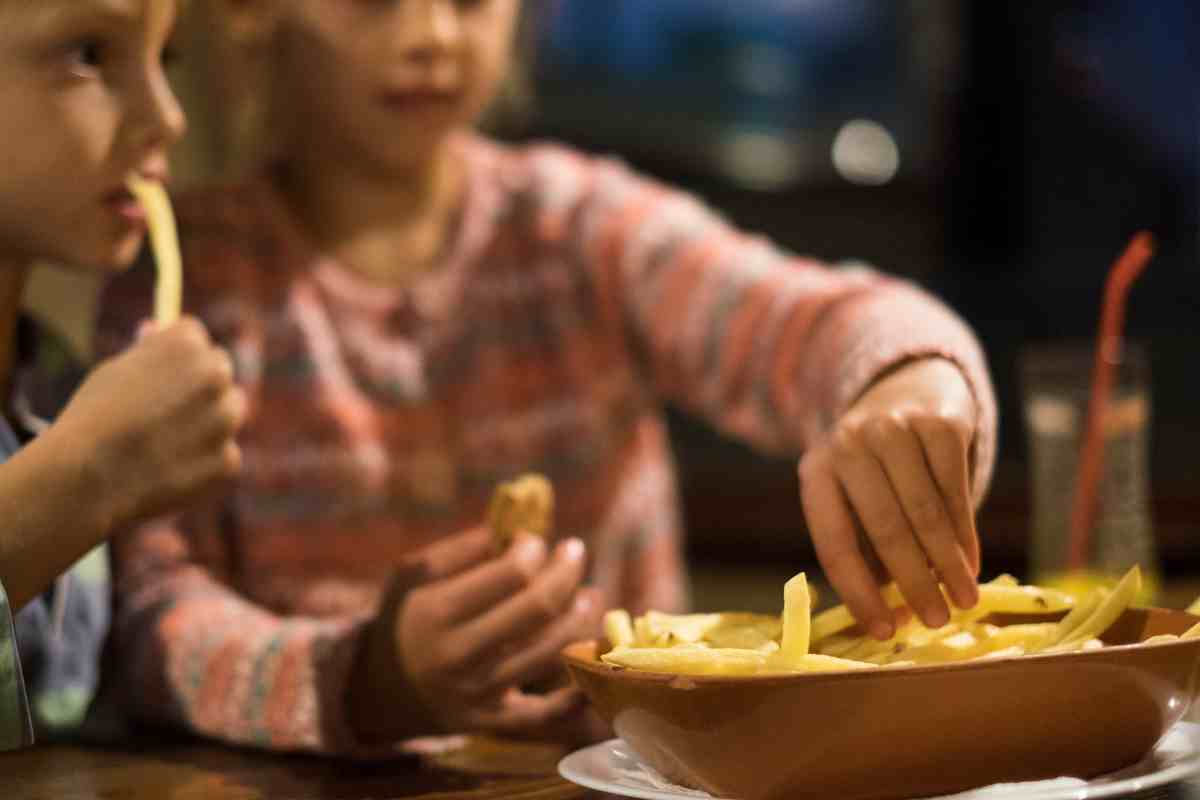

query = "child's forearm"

[0,425,113,610]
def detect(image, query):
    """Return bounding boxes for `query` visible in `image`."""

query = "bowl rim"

[563,607,1200,686]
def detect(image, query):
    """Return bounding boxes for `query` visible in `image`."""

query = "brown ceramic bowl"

[563,607,1200,800]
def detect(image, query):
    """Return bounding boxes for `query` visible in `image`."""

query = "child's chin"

[104,234,147,271]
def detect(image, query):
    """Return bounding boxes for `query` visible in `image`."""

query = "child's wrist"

[37,422,124,539]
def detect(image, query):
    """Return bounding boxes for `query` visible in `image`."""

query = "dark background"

[499,0,1200,581]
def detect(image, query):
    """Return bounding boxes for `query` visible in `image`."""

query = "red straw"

[1066,231,1155,570]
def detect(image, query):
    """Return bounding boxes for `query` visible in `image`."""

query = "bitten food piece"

[487,474,554,551]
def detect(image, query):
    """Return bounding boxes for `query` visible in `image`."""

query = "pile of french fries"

[601,565,1200,676]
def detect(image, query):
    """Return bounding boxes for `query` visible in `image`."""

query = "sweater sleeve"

[110,513,371,753]
[560,153,996,503]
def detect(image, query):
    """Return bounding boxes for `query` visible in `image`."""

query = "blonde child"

[97,0,996,753]
[0,0,244,747]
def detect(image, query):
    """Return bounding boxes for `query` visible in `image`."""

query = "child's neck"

[0,263,30,413]
[277,138,464,289]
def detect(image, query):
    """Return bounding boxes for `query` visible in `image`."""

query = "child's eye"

[65,39,106,77]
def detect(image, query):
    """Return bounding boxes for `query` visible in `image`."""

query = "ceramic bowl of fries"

[562,567,1200,800]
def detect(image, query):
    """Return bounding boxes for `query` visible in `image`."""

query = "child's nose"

[135,70,188,153]
[395,0,463,56]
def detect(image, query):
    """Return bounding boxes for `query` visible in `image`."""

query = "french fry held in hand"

[487,473,554,552]
[600,565,1156,677]
[126,174,183,325]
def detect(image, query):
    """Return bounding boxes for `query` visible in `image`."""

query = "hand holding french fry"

[49,318,244,529]
[348,482,604,743]
[799,357,980,640]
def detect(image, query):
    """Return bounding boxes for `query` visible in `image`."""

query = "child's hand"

[52,317,245,530]
[798,357,980,639]
[350,527,603,743]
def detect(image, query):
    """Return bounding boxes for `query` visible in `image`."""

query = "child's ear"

[214,0,279,47]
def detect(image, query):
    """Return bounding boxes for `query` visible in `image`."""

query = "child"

[0,0,244,747]
[96,0,997,754]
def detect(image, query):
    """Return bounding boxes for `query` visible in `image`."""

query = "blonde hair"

[168,0,538,185]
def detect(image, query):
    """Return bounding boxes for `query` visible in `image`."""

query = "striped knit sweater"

[96,134,996,754]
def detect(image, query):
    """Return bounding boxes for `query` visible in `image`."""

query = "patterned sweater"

[96,134,997,755]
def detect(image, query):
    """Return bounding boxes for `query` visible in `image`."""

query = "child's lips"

[104,189,147,225]
[378,87,461,110]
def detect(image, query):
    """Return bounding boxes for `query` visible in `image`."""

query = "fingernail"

[926,606,951,629]
[870,621,894,641]
[560,538,586,564]
[513,536,547,572]
[953,581,979,610]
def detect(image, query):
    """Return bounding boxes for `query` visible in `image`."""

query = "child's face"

[273,0,520,173]
[0,0,185,271]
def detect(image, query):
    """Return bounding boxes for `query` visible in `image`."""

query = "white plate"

[558,723,1200,800]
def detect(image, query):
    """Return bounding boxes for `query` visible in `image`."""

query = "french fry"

[780,573,811,663]
[1142,634,1180,646]
[812,579,1074,645]
[705,615,782,651]
[765,653,875,674]
[972,646,1026,661]
[815,633,868,658]
[811,583,906,643]
[602,646,767,676]
[487,474,554,552]
[971,583,1076,616]
[1048,566,1141,651]
[126,174,183,325]
[599,564,1164,678]
[1187,597,1200,616]
[1047,588,1107,646]
[1182,622,1200,640]
[604,609,635,650]
[973,622,1058,653]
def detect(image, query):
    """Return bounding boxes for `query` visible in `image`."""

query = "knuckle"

[177,318,210,347]
[221,442,243,477]
[907,495,943,529]
[208,351,235,388]
[222,389,247,432]
[865,414,902,444]
[834,419,867,450]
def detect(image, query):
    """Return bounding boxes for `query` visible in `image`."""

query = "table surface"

[4,735,1198,800]
[2,736,607,799]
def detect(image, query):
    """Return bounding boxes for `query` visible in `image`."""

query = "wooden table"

[4,736,1196,800]
[2,736,610,799]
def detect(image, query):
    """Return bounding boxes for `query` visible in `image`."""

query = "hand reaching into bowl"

[799,357,980,639]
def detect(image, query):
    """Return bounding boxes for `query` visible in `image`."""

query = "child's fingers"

[831,437,950,629]
[401,527,498,588]
[454,538,587,655]
[862,418,977,611]
[911,415,979,577]
[799,450,893,640]
[435,535,550,625]
[486,587,602,692]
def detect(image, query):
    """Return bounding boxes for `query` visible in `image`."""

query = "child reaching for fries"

[0,0,245,747]
[95,0,997,754]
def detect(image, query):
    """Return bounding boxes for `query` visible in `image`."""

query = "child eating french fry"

[0,0,243,747]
